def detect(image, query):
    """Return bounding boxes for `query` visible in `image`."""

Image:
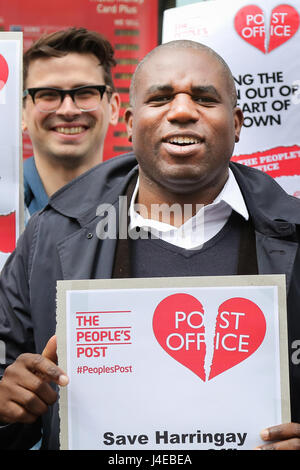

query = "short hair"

[129,40,237,107]
[23,27,116,91]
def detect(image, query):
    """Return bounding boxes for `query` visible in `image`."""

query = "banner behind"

[0,0,158,160]
[163,0,300,196]
[0,32,22,270]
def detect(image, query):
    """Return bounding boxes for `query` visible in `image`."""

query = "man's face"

[125,47,243,202]
[23,52,119,166]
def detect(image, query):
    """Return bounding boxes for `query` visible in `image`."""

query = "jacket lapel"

[255,231,298,290]
[55,167,137,281]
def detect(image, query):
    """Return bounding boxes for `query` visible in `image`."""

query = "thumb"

[42,335,58,363]
[42,335,69,387]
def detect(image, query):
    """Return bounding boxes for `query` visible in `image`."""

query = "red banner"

[0,0,158,160]
[231,144,300,191]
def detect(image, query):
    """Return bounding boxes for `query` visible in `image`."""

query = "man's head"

[22,27,120,167]
[125,40,243,205]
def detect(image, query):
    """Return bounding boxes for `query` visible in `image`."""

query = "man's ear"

[234,107,244,143]
[124,107,133,143]
[108,92,121,126]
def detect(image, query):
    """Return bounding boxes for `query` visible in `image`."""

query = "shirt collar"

[211,168,249,220]
[129,168,249,230]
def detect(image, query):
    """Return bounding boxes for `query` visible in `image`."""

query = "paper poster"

[0,0,158,161]
[163,0,300,196]
[57,275,290,451]
[0,32,23,271]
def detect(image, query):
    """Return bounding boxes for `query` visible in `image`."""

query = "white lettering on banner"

[167,310,250,353]
[241,24,292,38]
[246,13,264,26]
[166,332,205,351]
[96,3,138,14]
[166,331,250,353]
[240,8,295,42]
[175,311,204,329]
[218,311,245,329]
[97,4,117,13]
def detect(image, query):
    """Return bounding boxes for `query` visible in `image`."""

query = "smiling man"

[22,27,120,218]
[125,41,243,210]
[1,40,300,450]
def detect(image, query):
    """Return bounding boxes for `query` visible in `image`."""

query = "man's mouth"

[54,126,87,135]
[167,136,201,146]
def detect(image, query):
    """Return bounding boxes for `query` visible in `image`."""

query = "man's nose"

[167,93,199,122]
[56,95,82,117]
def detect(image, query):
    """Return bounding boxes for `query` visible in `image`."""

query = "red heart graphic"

[0,54,9,91]
[234,4,300,53]
[152,293,206,381]
[234,5,266,53]
[208,297,266,380]
[153,294,266,381]
[268,4,300,52]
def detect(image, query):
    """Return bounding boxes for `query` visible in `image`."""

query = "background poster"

[163,0,300,196]
[0,0,158,160]
[0,33,22,270]
[57,275,290,451]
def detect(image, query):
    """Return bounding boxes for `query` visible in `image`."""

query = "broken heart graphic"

[0,54,9,91]
[153,293,206,381]
[152,293,266,381]
[208,297,266,380]
[234,4,300,53]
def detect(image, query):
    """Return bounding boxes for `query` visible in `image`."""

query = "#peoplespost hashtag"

[76,365,133,375]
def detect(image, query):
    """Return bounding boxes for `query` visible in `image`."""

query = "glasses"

[23,85,112,113]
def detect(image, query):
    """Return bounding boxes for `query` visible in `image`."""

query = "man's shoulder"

[230,161,300,223]
[57,151,137,190]
[44,152,138,219]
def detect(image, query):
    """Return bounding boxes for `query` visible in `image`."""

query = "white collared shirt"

[129,169,249,250]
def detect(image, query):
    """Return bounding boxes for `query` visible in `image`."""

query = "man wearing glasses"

[22,27,120,219]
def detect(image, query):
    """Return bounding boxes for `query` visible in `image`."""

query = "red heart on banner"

[234,5,266,53]
[153,294,266,381]
[208,297,266,380]
[152,293,206,381]
[234,4,300,53]
[268,4,300,52]
[0,54,9,91]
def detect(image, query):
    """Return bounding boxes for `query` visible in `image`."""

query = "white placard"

[0,32,23,270]
[57,275,289,451]
[163,0,300,196]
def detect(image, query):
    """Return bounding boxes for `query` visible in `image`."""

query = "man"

[1,40,300,450]
[22,27,120,218]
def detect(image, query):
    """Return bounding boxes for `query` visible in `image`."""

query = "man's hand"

[256,423,300,450]
[0,335,68,424]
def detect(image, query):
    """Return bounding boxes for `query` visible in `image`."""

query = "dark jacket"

[1,152,300,449]
[23,156,49,217]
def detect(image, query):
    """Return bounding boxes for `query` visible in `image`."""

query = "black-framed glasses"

[23,85,112,113]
